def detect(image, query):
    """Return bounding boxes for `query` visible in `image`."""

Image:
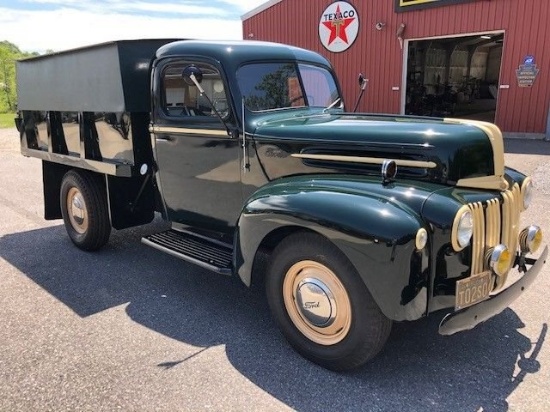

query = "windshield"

[236,62,341,112]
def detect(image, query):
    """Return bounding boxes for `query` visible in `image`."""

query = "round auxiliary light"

[381,159,397,182]
[519,225,543,254]
[521,177,533,210]
[487,244,513,277]
[416,228,428,250]
[451,206,473,251]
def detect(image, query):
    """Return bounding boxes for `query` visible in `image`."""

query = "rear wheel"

[266,232,392,371]
[60,170,111,251]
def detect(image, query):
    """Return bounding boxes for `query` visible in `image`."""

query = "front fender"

[236,177,431,321]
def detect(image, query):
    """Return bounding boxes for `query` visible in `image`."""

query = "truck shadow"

[0,223,545,412]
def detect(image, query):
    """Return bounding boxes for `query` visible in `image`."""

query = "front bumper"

[439,245,548,335]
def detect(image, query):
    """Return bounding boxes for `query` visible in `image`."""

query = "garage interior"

[405,33,504,122]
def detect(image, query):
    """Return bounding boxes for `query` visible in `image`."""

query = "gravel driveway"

[1,124,550,411]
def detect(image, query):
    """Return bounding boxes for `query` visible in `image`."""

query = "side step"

[142,229,233,275]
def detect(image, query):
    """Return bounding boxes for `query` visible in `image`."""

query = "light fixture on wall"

[375,22,386,31]
[396,23,406,49]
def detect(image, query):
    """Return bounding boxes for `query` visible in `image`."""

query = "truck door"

[151,58,241,235]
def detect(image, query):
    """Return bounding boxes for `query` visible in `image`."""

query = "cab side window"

[161,61,229,119]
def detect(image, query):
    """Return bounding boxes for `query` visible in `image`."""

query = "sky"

[0,0,267,54]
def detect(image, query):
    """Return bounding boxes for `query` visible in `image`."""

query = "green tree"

[0,41,38,113]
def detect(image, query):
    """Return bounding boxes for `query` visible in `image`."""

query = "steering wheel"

[286,95,304,106]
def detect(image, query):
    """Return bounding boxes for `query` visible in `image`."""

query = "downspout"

[545,104,550,141]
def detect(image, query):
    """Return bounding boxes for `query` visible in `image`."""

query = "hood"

[251,111,508,191]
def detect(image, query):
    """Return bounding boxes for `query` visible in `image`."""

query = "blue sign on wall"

[516,56,539,87]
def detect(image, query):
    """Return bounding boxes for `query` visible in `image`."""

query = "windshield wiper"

[323,97,341,112]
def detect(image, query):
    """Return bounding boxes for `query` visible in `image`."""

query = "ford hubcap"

[283,260,351,345]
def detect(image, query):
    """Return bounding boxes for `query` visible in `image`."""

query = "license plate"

[455,272,493,310]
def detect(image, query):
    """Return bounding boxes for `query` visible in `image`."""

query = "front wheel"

[60,170,111,251]
[266,232,392,371]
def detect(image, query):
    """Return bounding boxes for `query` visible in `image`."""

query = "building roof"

[241,0,283,21]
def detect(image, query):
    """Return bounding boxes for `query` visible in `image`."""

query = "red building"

[242,0,550,138]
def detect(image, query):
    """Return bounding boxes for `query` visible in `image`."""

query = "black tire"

[266,232,392,371]
[60,170,111,251]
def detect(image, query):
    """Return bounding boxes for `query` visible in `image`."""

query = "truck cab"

[149,41,342,235]
[15,39,547,371]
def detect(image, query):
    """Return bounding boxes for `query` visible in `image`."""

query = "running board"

[142,229,233,275]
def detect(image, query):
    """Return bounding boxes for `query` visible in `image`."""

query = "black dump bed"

[16,39,181,177]
[17,39,179,112]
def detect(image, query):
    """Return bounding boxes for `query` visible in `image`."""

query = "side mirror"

[182,65,203,86]
[358,73,368,90]
[353,73,369,112]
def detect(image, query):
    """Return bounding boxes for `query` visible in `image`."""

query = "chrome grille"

[468,184,522,289]
[469,201,485,275]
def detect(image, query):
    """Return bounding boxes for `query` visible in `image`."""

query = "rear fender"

[42,161,155,229]
[43,161,71,220]
[236,181,430,321]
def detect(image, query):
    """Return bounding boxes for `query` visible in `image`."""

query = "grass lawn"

[0,113,16,129]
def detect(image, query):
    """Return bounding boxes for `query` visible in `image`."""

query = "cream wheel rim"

[67,187,88,234]
[283,260,352,345]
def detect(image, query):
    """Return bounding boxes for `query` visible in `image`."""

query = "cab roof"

[155,40,332,70]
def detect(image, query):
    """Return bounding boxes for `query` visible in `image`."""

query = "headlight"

[521,177,533,210]
[519,225,543,254]
[452,206,473,251]
[487,244,513,277]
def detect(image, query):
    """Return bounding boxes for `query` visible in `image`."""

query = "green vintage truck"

[15,39,546,371]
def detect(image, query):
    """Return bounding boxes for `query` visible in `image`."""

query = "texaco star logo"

[319,2,359,53]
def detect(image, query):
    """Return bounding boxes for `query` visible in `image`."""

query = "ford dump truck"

[15,39,547,371]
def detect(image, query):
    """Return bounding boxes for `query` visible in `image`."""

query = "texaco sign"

[319,2,359,53]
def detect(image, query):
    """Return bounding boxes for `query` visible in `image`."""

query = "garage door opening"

[405,33,504,122]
